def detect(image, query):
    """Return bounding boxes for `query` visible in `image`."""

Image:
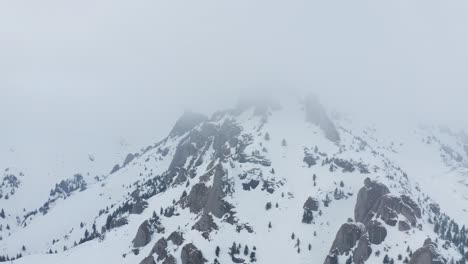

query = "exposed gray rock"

[368,194,420,227]
[133,220,152,248]
[353,235,372,264]
[162,255,177,264]
[184,183,209,214]
[170,111,208,137]
[182,164,233,222]
[355,178,421,229]
[323,249,339,264]
[409,239,446,264]
[123,153,136,167]
[150,238,168,261]
[398,220,411,232]
[354,178,390,224]
[193,213,218,232]
[304,94,340,143]
[181,243,206,264]
[131,200,148,215]
[329,222,367,254]
[167,231,184,246]
[110,164,120,174]
[139,256,156,264]
[367,220,387,245]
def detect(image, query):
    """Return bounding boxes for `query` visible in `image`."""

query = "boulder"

[398,220,411,232]
[409,239,447,264]
[133,220,152,248]
[367,220,387,245]
[181,243,206,264]
[354,178,390,223]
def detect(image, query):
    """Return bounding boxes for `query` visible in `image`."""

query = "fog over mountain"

[1,1,468,264]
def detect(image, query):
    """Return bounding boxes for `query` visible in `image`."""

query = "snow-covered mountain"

[1,94,467,264]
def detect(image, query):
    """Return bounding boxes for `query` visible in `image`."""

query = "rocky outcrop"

[182,164,234,232]
[151,238,168,261]
[329,222,367,254]
[304,94,340,143]
[133,220,152,248]
[181,243,206,264]
[193,213,218,232]
[398,220,411,231]
[123,153,136,167]
[367,220,387,245]
[409,239,446,264]
[170,111,208,137]
[355,178,421,230]
[167,231,184,246]
[140,256,156,264]
[355,178,390,223]
[365,194,420,227]
[131,200,148,215]
[353,235,372,264]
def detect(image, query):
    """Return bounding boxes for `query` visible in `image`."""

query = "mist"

[1,0,468,173]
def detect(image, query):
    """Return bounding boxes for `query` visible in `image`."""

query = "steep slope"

[1,95,467,264]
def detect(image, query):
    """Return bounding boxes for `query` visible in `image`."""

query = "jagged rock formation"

[324,222,371,264]
[133,220,152,248]
[170,111,209,137]
[304,94,340,143]
[367,220,387,245]
[181,243,206,264]
[329,222,367,254]
[409,239,447,264]
[354,178,390,224]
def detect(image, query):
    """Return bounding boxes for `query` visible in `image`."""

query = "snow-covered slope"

[1,95,467,264]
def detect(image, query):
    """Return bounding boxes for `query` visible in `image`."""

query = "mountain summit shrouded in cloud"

[1,95,467,264]
[1,0,468,263]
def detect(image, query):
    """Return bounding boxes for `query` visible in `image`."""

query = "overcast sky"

[1,0,468,173]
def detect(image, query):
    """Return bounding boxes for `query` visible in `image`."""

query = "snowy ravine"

[1,95,467,264]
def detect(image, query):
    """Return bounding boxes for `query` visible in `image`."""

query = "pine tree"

[281,139,287,147]
[244,245,249,256]
[264,132,270,141]
[0,209,5,218]
[250,251,257,262]
[215,246,220,257]
[383,254,390,264]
